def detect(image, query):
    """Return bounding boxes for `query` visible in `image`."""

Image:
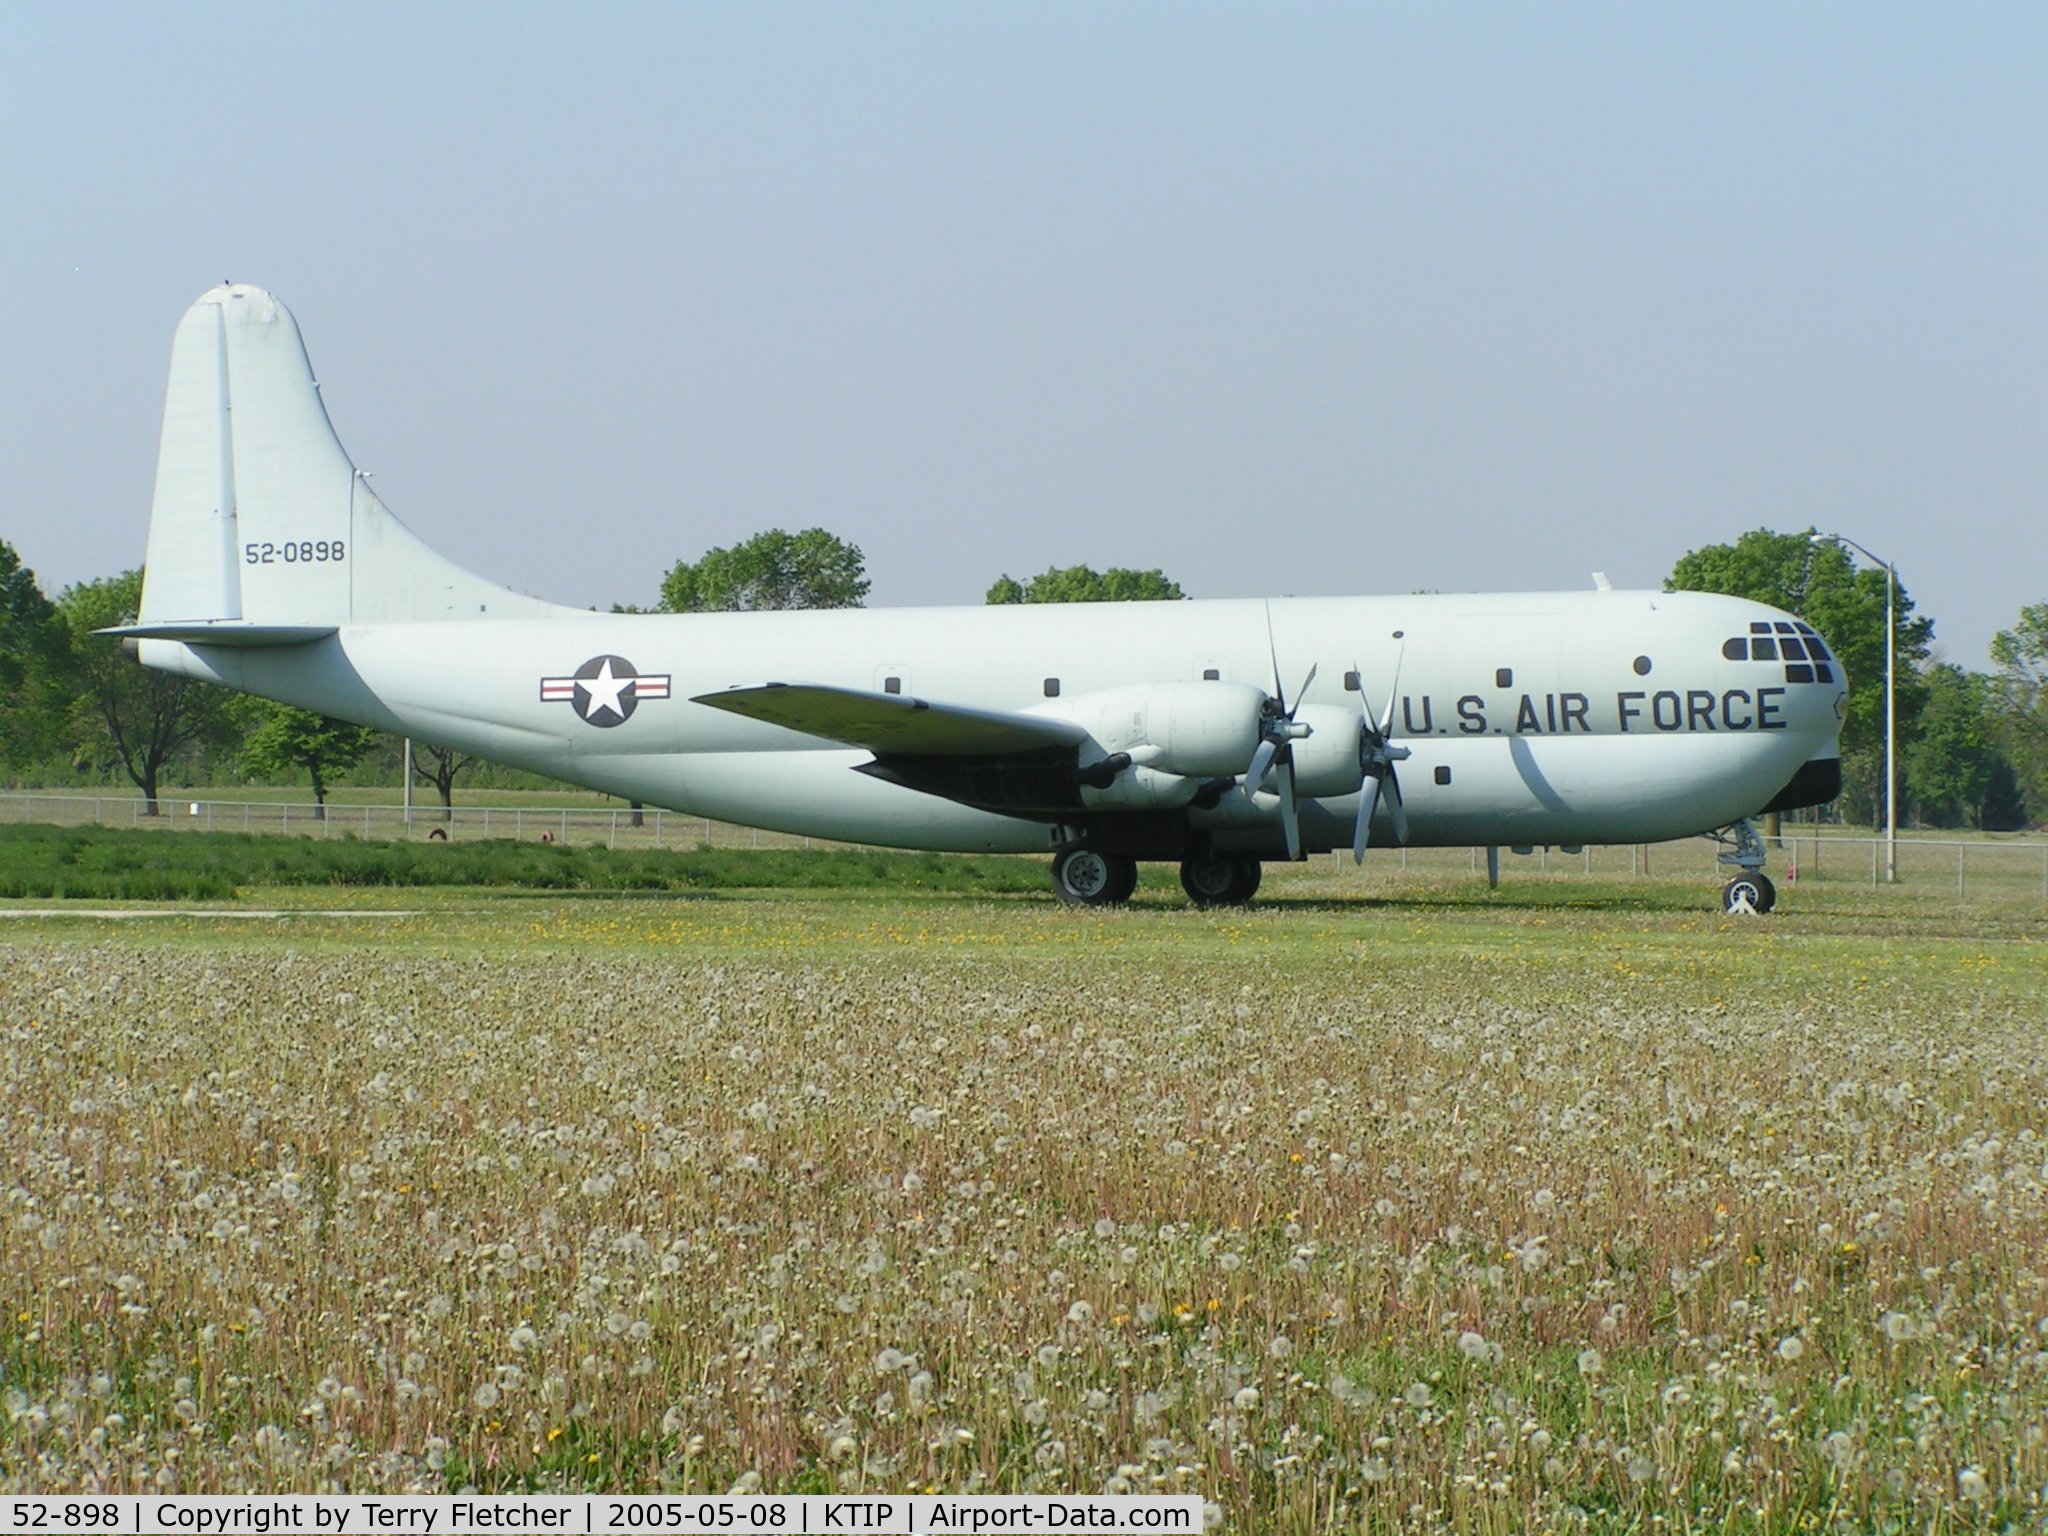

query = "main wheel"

[1180,854,1261,907]
[1052,847,1135,906]
[1721,872,1777,915]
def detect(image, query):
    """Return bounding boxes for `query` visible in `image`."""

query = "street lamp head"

[1808,532,1832,547]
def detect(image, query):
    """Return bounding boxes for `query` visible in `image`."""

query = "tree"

[0,541,73,769]
[1667,528,1932,826]
[1990,601,2048,826]
[985,565,1186,604]
[660,528,869,613]
[410,740,481,818]
[237,702,379,816]
[58,570,238,814]
[1904,664,2011,828]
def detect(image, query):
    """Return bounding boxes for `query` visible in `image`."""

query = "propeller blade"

[1245,737,1278,794]
[1277,758,1301,861]
[1384,765,1408,844]
[1376,643,1406,738]
[1290,663,1318,719]
[1352,772,1381,863]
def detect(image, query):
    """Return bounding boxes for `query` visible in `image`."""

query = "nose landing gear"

[1715,818,1778,914]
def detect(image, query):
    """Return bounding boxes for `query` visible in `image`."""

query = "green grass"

[0,822,1051,900]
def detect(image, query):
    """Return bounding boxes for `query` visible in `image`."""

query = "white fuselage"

[147,586,1843,857]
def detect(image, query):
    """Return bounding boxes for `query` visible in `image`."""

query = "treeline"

[6,523,2044,831]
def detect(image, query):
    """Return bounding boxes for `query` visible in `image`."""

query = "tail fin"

[137,285,557,631]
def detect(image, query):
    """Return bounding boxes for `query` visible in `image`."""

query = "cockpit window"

[1722,638,1747,660]
[1752,638,1778,660]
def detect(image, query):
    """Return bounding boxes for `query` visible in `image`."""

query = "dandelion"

[874,1348,908,1374]
[1577,1348,1604,1376]
[1231,1387,1259,1411]
[1066,1301,1094,1326]
[1217,1252,1242,1272]
[509,1325,538,1353]
[472,1382,501,1410]
[1094,1218,1117,1239]
[1403,1382,1433,1408]
[1882,1311,1916,1341]
[1267,1334,1292,1359]
[1456,1331,1489,1363]
[1776,1335,1805,1362]
[1958,1466,1990,1502]
[828,1435,858,1462]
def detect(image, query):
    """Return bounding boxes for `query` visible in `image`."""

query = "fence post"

[1957,843,1964,898]
[1871,837,1877,888]
[610,809,618,849]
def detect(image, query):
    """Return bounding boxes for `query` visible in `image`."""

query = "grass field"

[1,869,2045,1531]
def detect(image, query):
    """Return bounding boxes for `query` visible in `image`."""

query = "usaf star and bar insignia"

[540,655,671,728]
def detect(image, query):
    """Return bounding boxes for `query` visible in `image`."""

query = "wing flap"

[691,683,1088,757]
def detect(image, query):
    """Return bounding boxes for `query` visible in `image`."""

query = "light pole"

[1812,532,1896,883]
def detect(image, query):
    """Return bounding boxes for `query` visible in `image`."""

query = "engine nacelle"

[1285,704,1365,798]
[1032,681,1267,779]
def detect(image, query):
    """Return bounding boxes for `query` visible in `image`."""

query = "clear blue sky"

[3,5,2042,662]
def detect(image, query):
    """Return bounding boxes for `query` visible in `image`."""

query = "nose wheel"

[1051,846,1138,905]
[1721,872,1777,915]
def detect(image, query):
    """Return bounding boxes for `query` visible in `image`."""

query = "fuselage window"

[884,676,902,695]
[1434,765,1452,786]
[1043,678,1061,697]
[1343,670,1361,691]
[1203,668,1221,681]
[1633,655,1653,675]
[1495,667,1513,688]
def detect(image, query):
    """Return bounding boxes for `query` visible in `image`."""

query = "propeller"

[1245,660,1316,861]
[1352,637,1413,863]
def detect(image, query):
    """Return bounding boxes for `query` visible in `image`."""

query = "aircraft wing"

[690,683,1089,757]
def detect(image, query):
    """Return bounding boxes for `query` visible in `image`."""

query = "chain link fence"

[4,792,2045,897]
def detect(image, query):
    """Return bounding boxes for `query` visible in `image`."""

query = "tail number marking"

[246,541,346,564]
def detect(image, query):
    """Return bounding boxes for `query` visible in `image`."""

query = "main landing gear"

[1715,817,1777,915]
[1049,848,1265,908]
[1178,853,1262,908]
[1050,846,1139,906]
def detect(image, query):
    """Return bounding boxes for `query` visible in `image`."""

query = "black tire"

[1721,872,1777,915]
[1180,854,1261,907]
[1052,847,1131,906]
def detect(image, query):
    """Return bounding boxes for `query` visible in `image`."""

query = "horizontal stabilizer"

[692,683,1088,757]
[100,621,339,647]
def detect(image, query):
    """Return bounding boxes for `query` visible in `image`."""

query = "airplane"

[113,285,1843,913]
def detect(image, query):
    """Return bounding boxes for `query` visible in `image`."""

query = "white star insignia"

[578,658,633,721]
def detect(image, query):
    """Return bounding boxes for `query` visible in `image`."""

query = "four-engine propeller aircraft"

[115,286,1843,911]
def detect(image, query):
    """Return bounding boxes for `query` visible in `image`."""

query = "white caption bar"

[0,1495,1206,1535]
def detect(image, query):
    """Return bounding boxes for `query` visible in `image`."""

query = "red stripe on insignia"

[634,677,671,698]
[540,680,576,700]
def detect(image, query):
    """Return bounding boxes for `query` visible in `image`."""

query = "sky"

[1,5,2042,664]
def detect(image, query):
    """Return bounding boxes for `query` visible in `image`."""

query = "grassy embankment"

[0,822,1048,901]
